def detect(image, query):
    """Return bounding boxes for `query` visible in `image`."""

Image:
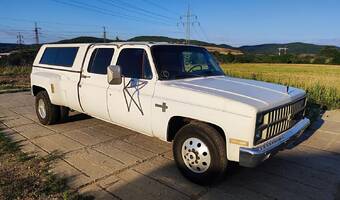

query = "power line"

[51,0,175,27]
[111,0,177,21]
[141,0,181,16]
[34,22,41,45]
[103,26,107,42]
[178,4,199,44]
[97,0,175,23]
[17,32,24,45]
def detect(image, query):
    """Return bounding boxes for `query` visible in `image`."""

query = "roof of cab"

[42,41,200,48]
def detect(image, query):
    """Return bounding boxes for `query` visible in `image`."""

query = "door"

[107,47,155,135]
[79,46,116,121]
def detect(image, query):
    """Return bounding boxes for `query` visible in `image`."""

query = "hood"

[166,76,306,112]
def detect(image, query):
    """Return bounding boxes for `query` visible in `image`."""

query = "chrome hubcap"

[182,137,211,173]
[38,99,46,119]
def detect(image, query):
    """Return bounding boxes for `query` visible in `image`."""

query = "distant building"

[0,52,11,59]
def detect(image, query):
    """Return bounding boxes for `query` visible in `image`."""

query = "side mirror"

[107,65,122,85]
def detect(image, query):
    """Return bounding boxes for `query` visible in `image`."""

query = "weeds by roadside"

[0,66,31,91]
[0,127,92,200]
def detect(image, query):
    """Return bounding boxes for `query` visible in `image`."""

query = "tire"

[173,122,227,185]
[35,90,60,125]
[59,106,69,122]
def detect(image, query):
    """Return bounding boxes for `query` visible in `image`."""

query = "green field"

[222,63,340,109]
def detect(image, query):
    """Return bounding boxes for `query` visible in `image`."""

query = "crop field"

[222,63,340,109]
[0,64,339,111]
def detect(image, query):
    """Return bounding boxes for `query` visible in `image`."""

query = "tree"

[320,46,339,57]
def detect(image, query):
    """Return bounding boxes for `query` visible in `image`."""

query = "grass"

[0,66,31,90]
[0,66,32,76]
[0,128,92,200]
[222,63,340,110]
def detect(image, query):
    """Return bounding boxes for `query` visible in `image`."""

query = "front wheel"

[173,122,227,185]
[35,90,60,125]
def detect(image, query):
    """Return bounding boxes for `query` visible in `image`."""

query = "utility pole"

[179,4,199,44]
[103,26,107,43]
[17,32,24,46]
[34,22,41,45]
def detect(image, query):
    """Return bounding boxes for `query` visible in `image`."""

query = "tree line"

[212,46,340,65]
[1,46,340,67]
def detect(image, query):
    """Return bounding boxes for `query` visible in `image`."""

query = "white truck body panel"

[31,42,308,163]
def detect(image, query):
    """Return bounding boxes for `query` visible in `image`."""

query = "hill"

[128,36,241,54]
[1,36,340,56]
[0,43,23,53]
[239,42,340,55]
[56,36,114,44]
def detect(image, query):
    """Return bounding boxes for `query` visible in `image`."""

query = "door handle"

[81,74,91,79]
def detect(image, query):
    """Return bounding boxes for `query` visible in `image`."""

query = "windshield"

[151,45,225,80]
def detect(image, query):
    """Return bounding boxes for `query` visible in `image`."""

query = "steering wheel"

[188,64,203,72]
[160,70,170,79]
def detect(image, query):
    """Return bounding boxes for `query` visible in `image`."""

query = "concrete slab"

[78,184,117,200]
[133,156,207,197]
[317,120,340,134]
[52,160,92,189]
[62,128,113,146]
[93,142,142,165]
[322,110,340,123]
[13,123,55,139]
[1,92,340,200]
[64,148,125,180]
[5,132,27,142]
[87,124,137,139]
[47,117,101,133]
[31,134,84,153]
[107,170,189,200]
[123,134,171,154]
[98,139,155,160]
[10,106,35,115]
[18,140,48,157]
[2,116,34,128]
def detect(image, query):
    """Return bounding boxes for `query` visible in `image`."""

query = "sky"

[0,0,339,47]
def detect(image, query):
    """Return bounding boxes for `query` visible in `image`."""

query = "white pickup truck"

[31,42,310,184]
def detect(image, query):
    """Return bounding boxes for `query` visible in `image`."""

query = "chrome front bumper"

[239,118,310,167]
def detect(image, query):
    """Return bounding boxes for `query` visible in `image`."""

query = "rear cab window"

[39,47,79,67]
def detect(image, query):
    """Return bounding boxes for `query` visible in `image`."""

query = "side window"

[40,47,79,67]
[116,48,152,79]
[88,48,114,75]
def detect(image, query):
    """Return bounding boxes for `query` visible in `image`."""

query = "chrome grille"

[256,97,306,144]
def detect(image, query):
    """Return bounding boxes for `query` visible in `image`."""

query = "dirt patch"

[0,128,92,200]
[0,74,30,90]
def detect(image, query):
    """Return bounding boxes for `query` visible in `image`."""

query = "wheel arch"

[32,85,47,96]
[166,116,227,144]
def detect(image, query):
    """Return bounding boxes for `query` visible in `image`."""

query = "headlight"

[256,114,264,126]
[254,129,262,141]
[255,113,264,143]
